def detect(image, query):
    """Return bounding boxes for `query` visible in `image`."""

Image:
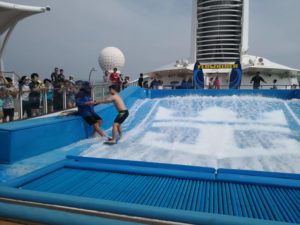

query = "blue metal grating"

[19,166,300,224]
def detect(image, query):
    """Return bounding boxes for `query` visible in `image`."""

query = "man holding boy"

[77,85,129,144]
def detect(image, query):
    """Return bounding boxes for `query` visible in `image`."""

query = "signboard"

[197,64,239,70]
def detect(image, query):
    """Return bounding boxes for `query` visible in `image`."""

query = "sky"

[2,0,300,81]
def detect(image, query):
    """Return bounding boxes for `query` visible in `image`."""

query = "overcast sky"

[3,0,300,80]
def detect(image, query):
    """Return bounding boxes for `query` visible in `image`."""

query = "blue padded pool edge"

[0,88,299,164]
[0,156,299,225]
[0,202,144,225]
[0,87,147,164]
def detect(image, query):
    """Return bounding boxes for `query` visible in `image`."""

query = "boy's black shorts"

[84,114,102,126]
[114,110,129,124]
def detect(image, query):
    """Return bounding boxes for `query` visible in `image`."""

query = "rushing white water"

[82,96,300,173]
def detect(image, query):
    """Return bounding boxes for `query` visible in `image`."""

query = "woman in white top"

[19,76,32,118]
[208,77,214,89]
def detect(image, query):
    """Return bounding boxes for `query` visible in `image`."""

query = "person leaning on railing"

[65,80,78,109]
[43,79,54,114]
[110,68,121,92]
[0,96,3,122]
[122,76,130,90]
[29,73,44,117]
[53,77,65,111]
[0,73,5,122]
[1,76,17,122]
[19,76,32,118]
[0,86,4,122]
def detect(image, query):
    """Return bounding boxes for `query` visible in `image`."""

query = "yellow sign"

[198,64,239,70]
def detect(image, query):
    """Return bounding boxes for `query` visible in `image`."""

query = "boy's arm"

[94,97,114,105]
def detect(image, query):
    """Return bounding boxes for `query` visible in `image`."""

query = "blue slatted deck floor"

[1,156,300,224]
[19,167,300,223]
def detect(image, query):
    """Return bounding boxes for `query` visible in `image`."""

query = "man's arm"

[76,97,93,107]
[78,97,114,107]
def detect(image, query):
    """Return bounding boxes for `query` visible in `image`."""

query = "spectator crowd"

[1,66,287,124]
[0,67,129,123]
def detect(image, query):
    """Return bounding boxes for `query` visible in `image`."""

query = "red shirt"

[214,79,221,89]
[110,72,120,84]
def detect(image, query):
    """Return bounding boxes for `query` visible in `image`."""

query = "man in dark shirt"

[58,69,65,80]
[138,73,144,88]
[250,72,266,89]
[76,84,106,138]
[51,67,59,82]
[53,79,64,111]
[150,77,159,89]
[29,73,43,117]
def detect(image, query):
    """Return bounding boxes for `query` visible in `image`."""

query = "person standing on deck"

[110,68,121,92]
[29,73,44,117]
[93,85,129,144]
[250,72,266,89]
[138,73,144,88]
[150,77,159,90]
[103,70,110,83]
[0,73,6,122]
[214,76,221,89]
[51,67,59,82]
[19,76,32,118]
[2,77,17,122]
[271,79,278,90]
[208,77,214,89]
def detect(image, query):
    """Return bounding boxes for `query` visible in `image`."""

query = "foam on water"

[82,95,300,173]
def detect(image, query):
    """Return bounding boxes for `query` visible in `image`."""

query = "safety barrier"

[1,83,110,121]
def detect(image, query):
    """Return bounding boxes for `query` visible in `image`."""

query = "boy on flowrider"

[94,85,129,144]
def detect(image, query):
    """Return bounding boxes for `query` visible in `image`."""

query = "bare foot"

[91,132,97,138]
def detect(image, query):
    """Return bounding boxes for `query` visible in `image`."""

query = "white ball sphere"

[98,47,125,72]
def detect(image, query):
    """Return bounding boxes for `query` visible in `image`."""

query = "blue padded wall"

[0,87,298,164]
[148,89,300,100]
[0,87,146,164]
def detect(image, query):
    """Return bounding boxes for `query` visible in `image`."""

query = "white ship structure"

[146,0,300,89]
